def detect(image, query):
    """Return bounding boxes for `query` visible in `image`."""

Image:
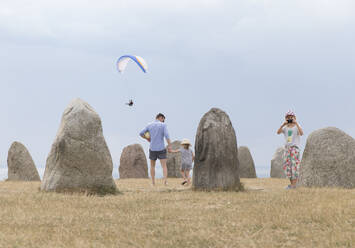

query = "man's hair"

[156,113,166,119]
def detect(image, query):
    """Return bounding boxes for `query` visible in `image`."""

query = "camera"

[287,119,293,123]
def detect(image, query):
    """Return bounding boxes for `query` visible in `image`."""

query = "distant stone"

[41,98,117,194]
[298,127,355,188]
[270,147,286,178]
[238,146,257,178]
[167,140,183,178]
[119,144,148,179]
[7,142,40,181]
[193,108,241,191]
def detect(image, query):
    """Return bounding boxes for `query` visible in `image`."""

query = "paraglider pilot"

[126,99,134,106]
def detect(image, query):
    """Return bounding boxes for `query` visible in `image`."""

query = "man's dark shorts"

[149,149,167,161]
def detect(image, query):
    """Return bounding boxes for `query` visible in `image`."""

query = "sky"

[0,0,354,180]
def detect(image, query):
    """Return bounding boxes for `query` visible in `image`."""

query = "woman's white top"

[282,125,301,148]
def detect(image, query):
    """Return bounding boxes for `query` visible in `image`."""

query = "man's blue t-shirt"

[140,120,170,151]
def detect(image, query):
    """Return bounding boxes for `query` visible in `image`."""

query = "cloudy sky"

[0,0,354,179]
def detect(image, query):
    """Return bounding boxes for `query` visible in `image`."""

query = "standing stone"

[298,127,355,188]
[193,108,241,191]
[238,146,257,178]
[119,144,148,178]
[166,140,182,178]
[7,142,40,181]
[41,98,117,194]
[270,147,286,178]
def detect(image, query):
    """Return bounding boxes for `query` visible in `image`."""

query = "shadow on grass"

[121,182,247,194]
[192,182,245,192]
[38,186,121,197]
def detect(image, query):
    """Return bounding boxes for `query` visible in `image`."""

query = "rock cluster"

[298,127,355,188]
[119,144,148,179]
[7,142,40,181]
[193,108,241,191]
[270,147,286,178]
[167,140,183,178]
[41,99,117,194]
[238,146,257,178]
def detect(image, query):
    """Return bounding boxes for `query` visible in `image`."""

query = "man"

[140,113,172,185]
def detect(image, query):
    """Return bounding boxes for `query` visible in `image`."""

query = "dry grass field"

[0,178,354,248]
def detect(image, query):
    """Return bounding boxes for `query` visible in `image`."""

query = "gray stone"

[193,108,241,191]
[7,142,40,181]
[41,98,117,194]
[298,127,355,188]
[270,147,286,178]
[238,146,257,178]
[167,140,182,178]
[119,144,148,178]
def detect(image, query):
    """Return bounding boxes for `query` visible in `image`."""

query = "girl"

[170,139,194,185]
[277,110,304,189]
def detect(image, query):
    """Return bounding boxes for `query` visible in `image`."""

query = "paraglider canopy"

[117,55,148,73]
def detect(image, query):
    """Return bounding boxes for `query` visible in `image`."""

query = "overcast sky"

[0,0,354,179]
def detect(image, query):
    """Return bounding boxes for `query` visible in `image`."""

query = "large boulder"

[41,98,117,194]
[7,142,40,181]
[298,127,355,188]
[166,140,182,178]
[193,108,241,191]
[238,146,257,178]
[119,144,148,179]
[270,147,286,178]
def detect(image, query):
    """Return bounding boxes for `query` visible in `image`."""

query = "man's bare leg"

[150,160,156,185]
[160,158,168,185]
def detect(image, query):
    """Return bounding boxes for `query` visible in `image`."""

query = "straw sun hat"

[181,139,191,145]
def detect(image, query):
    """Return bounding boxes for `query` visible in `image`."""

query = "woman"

[277,110,304,189]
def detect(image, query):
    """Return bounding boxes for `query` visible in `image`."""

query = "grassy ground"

[0,178,354,248]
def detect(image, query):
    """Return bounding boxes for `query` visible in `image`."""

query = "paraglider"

[117,55,148,107]
[126,99,134,107]
[117,55,148,74]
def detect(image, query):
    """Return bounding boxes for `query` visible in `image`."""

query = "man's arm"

[164,124,172,152]
[166,139,172,152]
[139,126,150,142]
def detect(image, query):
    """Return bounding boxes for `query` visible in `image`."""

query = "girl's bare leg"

[185,170,191,185]
[180,170,186,181]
